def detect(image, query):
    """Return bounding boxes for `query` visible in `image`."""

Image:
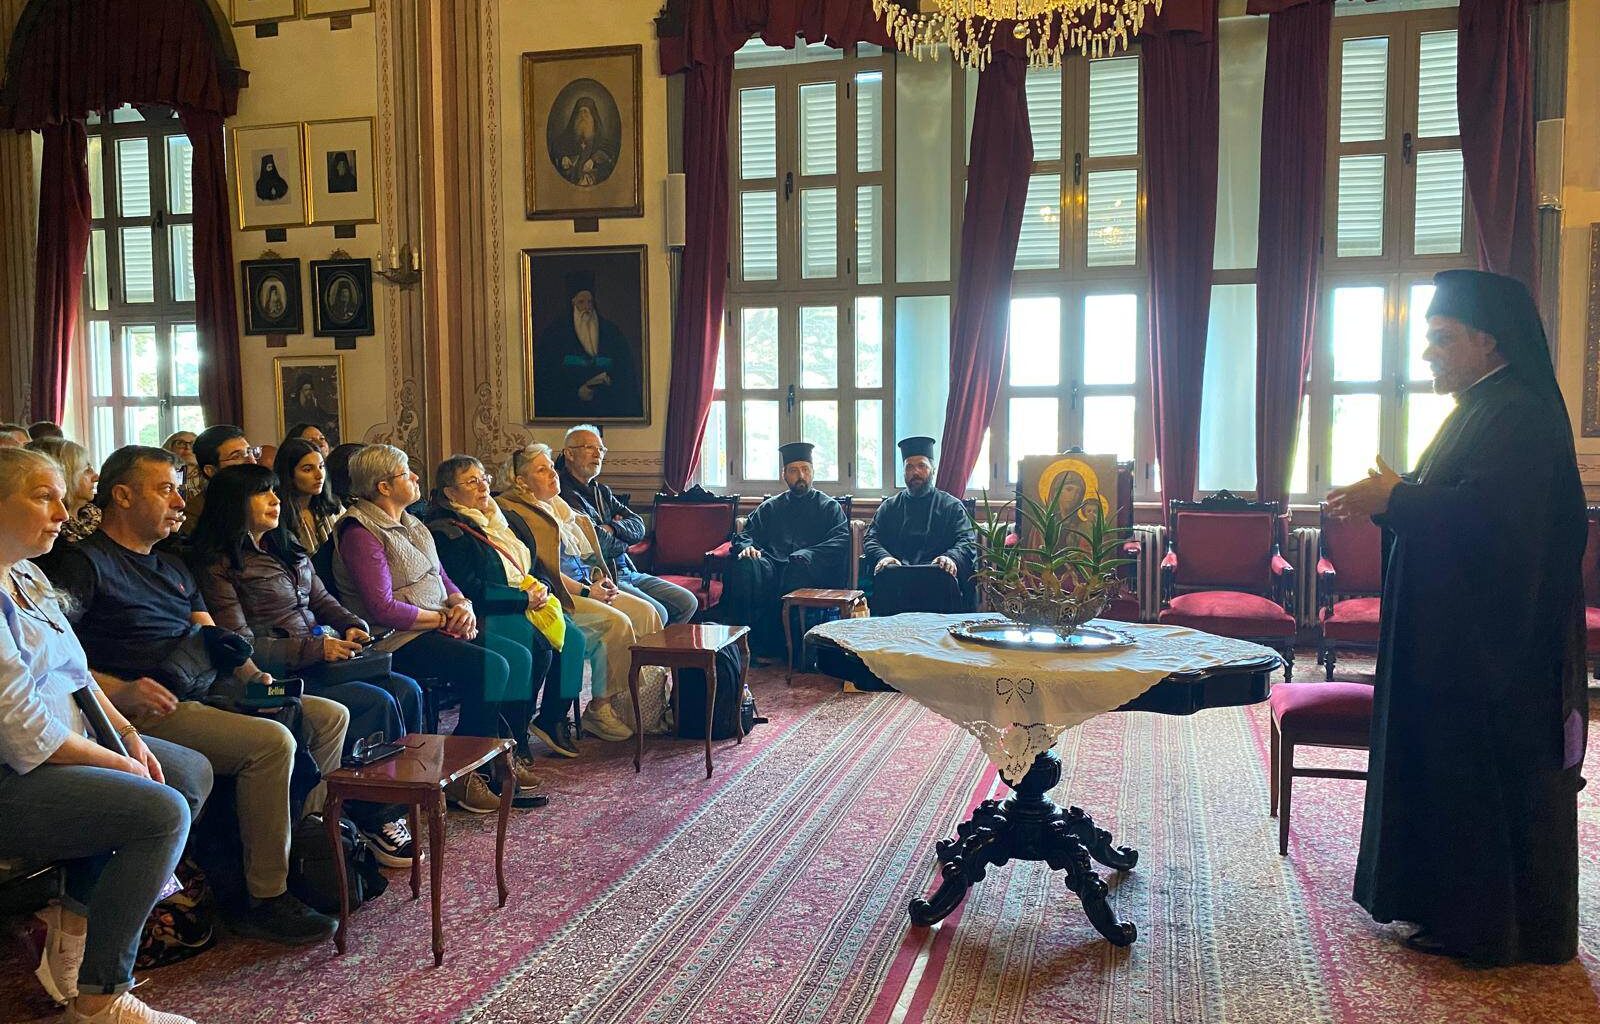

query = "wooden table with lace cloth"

[806,613,1282,945]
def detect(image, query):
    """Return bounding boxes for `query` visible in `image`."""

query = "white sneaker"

[581,700,634,741]
[34,904,85,1004]
[65,991,196,1024]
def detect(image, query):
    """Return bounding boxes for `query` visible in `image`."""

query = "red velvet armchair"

[1583,507,1600,678]
[1157,491,1296,678]
[1315,505,1384,680]
[626,486,739,617]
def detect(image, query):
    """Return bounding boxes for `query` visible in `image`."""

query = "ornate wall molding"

[0,0,36,420]
[369,0,431,464]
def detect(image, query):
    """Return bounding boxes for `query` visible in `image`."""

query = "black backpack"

[288,814,388,915]
[675,642,763,740]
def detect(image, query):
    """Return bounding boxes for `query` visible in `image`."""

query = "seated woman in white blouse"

[0,447,212,1024]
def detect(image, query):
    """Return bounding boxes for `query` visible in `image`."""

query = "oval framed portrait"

[310,258,374,338]
[545,78,623,188]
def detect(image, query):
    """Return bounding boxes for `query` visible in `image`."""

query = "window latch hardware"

[784,171,794,201]
[786,383,796,413]
[1402,132,1413,166]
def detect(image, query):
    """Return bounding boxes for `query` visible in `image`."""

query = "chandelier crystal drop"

[871,0,1163,69]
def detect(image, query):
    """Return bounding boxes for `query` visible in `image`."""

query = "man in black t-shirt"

[41,446,346,946]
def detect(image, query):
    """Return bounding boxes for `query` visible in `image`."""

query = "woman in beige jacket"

[497,443,666,741]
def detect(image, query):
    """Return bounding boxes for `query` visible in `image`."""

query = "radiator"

[1291,527,1321,628]
[1131,524,1167,622]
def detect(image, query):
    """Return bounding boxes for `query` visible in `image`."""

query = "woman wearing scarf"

[425,455,585,759]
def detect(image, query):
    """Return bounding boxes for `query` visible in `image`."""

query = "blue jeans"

[0,736,212,995]
[616,569,699,625]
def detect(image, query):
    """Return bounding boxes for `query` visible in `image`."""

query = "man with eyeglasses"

[557,424,698,624]
[178,425,260,535]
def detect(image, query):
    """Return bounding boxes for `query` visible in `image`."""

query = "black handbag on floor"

[288,814,388,915]
[675,642,763,740]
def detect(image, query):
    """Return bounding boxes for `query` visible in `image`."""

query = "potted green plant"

[971,474,1134,638]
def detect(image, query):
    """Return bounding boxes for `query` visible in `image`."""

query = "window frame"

[1298,9,1472,500]
[712,43,897,496]
[80,106,203,462]
[985,52,1155,500]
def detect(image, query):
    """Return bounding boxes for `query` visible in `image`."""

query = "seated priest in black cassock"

[724,442,852,657]
[862,436,978,616]
[1327,269,1587,967]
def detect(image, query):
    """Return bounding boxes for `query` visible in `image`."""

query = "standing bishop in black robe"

[863,436,978,615]
[724,442,852,656]
[1328,269,1587,966]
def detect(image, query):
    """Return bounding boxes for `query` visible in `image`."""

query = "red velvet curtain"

[0,0,238,126]
[935,51,1032,498]
[29,120,91,424]
[1458,0,1538,294]
[1143,21,1220,507]
[3,0,241,428]
[179,109,242,426]
[1254,1,1332,505]
[661,58,734,493]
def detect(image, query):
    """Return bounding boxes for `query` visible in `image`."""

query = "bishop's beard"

[574,308,600,357]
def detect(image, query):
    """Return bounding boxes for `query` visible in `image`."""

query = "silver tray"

[949,620,1137,651]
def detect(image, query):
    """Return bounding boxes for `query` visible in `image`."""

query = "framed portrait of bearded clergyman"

[520,45,643,220]
[522,245,649,424]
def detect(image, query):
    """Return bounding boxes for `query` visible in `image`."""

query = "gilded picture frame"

[231,0,297,26]
[274,355,346,446]
[520,45,644,221]
[303,117,377,226]
[230,122,307,230]
[521,244,650,424]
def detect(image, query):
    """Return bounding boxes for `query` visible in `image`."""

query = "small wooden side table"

[629,623,751,779]
[322,734,514,966]
[781,588,866,682]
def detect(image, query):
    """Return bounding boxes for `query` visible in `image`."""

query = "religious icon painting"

[310,258,374,338]
[230,123,306,230]
[241,258,304,336]
[231,0,297,26]
[303,118,376,226]
[302,0,373,16]
[274,356,346,447]
[1017,452,1119,547]
[521,244,650,424]
[520,45,644,220]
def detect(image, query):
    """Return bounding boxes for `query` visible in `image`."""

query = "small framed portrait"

[302,0,372,15]
[310,259,374,337]
[230,123,306,230]
[520,45,643,221]
[303,117,376,225]
[274,356,345,447]
[241,258,303,335]
[232,0,297,26]
[522,244,649,424]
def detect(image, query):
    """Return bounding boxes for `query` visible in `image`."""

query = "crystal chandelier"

[871,0,1163,69]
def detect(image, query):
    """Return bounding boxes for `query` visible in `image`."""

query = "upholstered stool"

[1268,682,1373,856]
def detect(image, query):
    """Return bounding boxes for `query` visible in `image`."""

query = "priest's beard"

[574,309,601,357]
[904,479,931,497]
[787,479,810,496]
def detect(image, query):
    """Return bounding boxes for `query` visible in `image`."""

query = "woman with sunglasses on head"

[273,438,342,556]
[186,464,421,866]
[425,455,586,760]
[0,447,213,1024]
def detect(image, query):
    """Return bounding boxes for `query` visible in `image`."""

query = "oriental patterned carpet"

[3,657,1598,1024]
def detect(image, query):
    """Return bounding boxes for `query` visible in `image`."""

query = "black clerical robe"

[861,488,978,616]
[1353,369,1588,965]
[724,488,851,655]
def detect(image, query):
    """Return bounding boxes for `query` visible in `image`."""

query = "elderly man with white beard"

[532,270,644,420]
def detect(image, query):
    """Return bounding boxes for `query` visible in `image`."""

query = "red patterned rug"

[4,656,1598,1024]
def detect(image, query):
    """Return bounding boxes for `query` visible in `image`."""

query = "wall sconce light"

[376,241,423,289]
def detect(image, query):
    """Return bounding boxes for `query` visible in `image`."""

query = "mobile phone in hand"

[365,627,395,645]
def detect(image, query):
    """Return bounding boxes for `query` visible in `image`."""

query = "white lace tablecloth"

[807,613,1280,780]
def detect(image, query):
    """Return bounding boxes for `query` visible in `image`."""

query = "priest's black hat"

[778,441,814,467]
[897,436,936,461]
[564,269,596,299]
[1425,269,1559,405]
